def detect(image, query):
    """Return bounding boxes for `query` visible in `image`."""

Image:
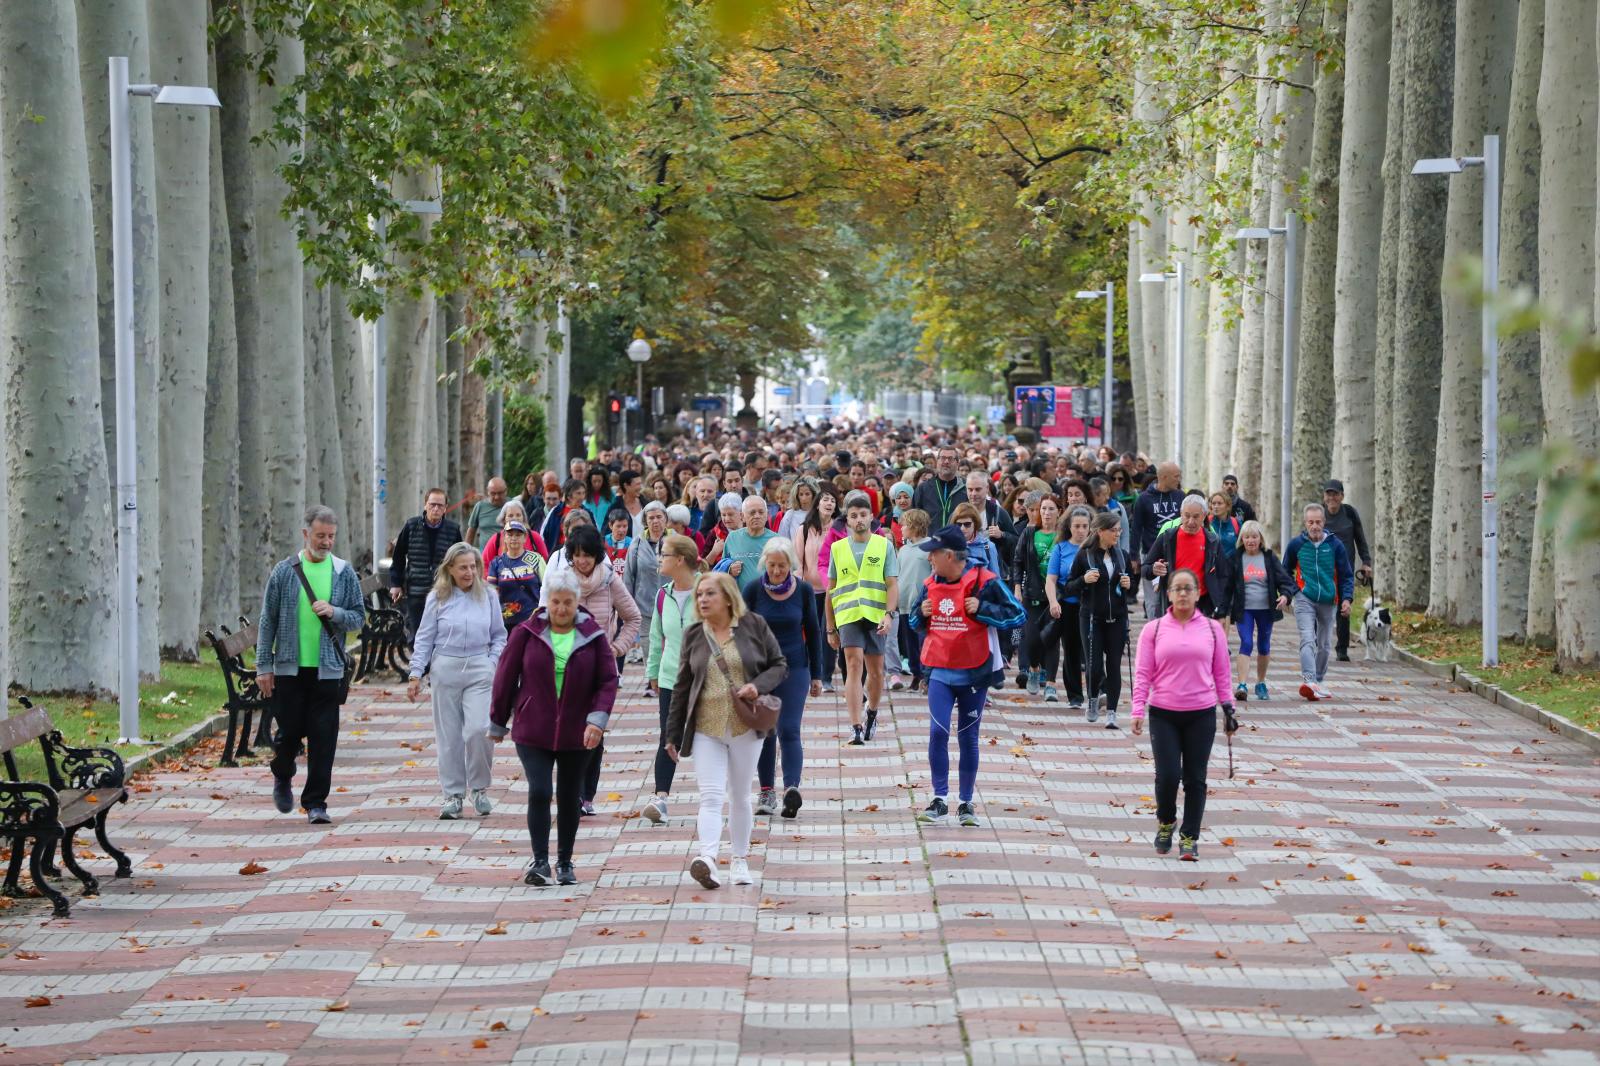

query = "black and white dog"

[1362,595,1393,662]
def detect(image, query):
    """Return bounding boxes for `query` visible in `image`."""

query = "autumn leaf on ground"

[23,995,50,1008]
[485,920,509,935]
[323,1000,349,1012]
[238,861,267,875]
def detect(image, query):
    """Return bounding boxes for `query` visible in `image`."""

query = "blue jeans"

[758,668,809,790]
[927,678,987,803]
[653,687,677,795]
[897,615,924,684]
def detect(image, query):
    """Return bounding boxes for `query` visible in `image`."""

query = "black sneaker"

[958,802,979,827]
[1154,822,1176,854]
[1336,652,1351,663]
[863,708,878,742]
[272,776,293,814]
[1178,835,1199,861]
[580,799,596,816]
[781,787,803,819]
[556,862,577,885]
[306,807,331,825]
[917,797,948,823]
[524,859,551,886]
[848,725,864,746]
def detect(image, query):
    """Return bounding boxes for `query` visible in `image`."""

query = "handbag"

[711,635,781,734]
[292,560,353,705]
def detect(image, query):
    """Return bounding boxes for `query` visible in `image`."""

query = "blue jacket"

[1284,531,1354,605]
[257,553,365,679]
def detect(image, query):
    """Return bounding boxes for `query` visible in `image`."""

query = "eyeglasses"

[956,520,975,528]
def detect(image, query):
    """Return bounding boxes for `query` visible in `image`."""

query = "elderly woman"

[665,502,707,556]
[625,501,672,624]
[490,569,617,887]
[666,572,787,888]
[482,500,548,571]
[408,543,508,820]
[742,537,823,820]
[540,524,641,815]
[704,492,744,567]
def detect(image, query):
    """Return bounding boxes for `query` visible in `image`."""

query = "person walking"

[1221,474,1257,523]
[1014,493,1060,697]
[1131,568,1237,861]
[1043,505,1093,708]
[1285,504,1354,701]
[744,538,824,820]
[1063,510,1133,726]
[1142,495,1234,621]
[465,477,509,548]
[624,502,671,645]
[1131,463,1184,617]
[389,488,463,641]
[911,445,965,527]
[1320,480,1373,661]
[894,509,933,693]
[797,485,842,689]
[665,573,788,888]
[490,569,617,887]
[1226,520,1293,702]
[407,543,507,820]
[643,534,703,826]
[1205,492,1241,558]
[723,495,778,592]
[825,492,898,745]
[540,524,642,812]
[256,506,365,825]
[907,524,1025,828]
[487,521,545,627]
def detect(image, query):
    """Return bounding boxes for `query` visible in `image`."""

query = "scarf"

[761,573,796,596]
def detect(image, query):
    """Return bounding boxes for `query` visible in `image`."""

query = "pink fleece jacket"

[1131,611,1232,720]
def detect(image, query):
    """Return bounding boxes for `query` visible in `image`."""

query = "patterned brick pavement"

[1,638,1598,1065]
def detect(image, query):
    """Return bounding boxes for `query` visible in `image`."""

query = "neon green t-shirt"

[551,629,577,697]
[296,553,333,668]
[1033,530,1054,584]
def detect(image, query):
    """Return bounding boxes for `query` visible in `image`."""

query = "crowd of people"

[253,415,1377,883]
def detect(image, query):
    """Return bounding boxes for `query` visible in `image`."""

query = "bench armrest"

[0,781,61,835]
[48,738,126,790]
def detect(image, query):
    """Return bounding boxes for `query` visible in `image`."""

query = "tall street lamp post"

[1234,211,1302,551]
[371,197,441,570]
[627,333,652,447]
[1074,283,1115,450]
[1413,137,1501,668]
[1137,265,1185,457]
[109,57,220,744]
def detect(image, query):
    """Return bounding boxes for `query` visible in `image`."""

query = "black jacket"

[1323,503,1372,568]
[1063,542,1133,623]
[1226,548,1294,624]
[1131,486,1185,555]
[1011,524,1052,604]
[911,475,965,527]
[1141,525,1233,619]
[390,515,463,596]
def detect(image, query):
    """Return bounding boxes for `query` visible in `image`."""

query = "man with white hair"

[1141,494,1233,620]
[1284,504,1354,701]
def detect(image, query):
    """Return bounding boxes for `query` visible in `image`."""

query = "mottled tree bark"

[1372,1,1410,598]
[200,43,240,632]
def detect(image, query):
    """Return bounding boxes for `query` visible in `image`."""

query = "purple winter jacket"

[489,608,619,751]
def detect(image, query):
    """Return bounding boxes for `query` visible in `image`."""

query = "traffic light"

[606,393,622,426]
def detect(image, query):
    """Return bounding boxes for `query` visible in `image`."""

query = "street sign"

[773,386,794,397]
[1070,388,1104,419]
[1014,385,1056,428]
[692,396,725,412]
[624,394,640,411]
[986,405,1006,423]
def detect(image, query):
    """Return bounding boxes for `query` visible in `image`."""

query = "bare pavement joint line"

[0,639,1597,1066]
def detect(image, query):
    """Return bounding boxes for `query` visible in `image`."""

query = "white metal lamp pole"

[1413,137,1500,667]
[1234,212,1302,551]
[627,334,653,448]
[109,57,220,744]
[1074,283,1115,449]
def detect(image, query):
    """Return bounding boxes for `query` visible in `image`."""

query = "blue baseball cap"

[918,525,969,554]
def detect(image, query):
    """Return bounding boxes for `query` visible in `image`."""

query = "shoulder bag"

[710,633,781,734]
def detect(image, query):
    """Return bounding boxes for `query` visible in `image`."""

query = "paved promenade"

[1,644,1598,1065]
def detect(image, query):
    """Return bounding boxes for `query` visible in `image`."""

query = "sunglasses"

[956,520,976,528]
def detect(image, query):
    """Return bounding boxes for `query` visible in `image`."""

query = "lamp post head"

[1074,290,1104,299]
[1138,272,1175,284]
[1233,226,1283,240]
[627,337,652,363]
[151,84,221,107]
[1411,157,1466,175]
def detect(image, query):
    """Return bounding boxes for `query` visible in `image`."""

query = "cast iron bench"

[354,573,410,683]
[0,698,131,917]
[205,617,271,766]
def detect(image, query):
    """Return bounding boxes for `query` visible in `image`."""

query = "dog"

[1362,595,1393,662]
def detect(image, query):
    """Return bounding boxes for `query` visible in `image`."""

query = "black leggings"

[1147,707,1216,839]
[516,744,586,864]
[1026,602,1084,702]
[1080,614,1128,711]
[653,687,677,795]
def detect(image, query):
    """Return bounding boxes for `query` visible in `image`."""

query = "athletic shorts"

[838,618,886,655]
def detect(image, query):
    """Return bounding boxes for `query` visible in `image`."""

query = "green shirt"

[551,629,577,697]
[1033,530,1054,584]
[468,499,504,542]
[724,528,776,591]
[296,552,333,669]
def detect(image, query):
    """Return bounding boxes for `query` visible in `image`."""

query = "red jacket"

[490,610,619,751]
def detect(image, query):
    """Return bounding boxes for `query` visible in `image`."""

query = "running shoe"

[439,795,463,820]
[580,799,597,816]
[1085,697,1099,723]
[556,862,577,885]
[756,788,777,816]
[1154,821,1176,854]
[889,674,906,691]
[523,859,551,886]
[1234,683,1248,702]
[1026,670,1041,696]
[471,789,492,816]
[1313,684,1332,700]
[1044,684,1059,703]
[643,797,667,824]
[1254,682,1269,701]
[306,807,331,825]
[821,682,835,694]
[781,787,803,819]
[1103,710,1119,730]
[1178,835,1199,861]
[1299,683,1320,701]
[863,709,879,742]
[1068,700,1083,711]
[958,802,979,827]
[848,725,864,746]
[917,797,948,823]
[690,856,720,889]
[730,858,753,885]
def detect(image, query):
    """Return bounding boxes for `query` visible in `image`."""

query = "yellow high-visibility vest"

[829,534,890,626]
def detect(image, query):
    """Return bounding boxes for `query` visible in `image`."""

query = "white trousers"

[691,730,763,862]
[431,654,495,796]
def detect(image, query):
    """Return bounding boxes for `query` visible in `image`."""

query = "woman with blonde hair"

[665,572,787,888]
[408,542,508,820]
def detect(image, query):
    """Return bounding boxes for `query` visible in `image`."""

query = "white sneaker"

[470,789,492,816]
[1313,684,1333,700]
[730,858,753,885]
[439,794,463,820]
[690,855,720,889]
[643,797,667,824]
[889,674,906,691]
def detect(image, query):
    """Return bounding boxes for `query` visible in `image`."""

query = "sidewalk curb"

[1391,645,1600,754]
[125,711,230,777]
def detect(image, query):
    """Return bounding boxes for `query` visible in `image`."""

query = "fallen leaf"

[238,861,267,876]
[472,1038,489,1048]
[23,995,50,1008]
[485,920,509,935]
[495,1019,514,1027]
[323,1000,349,1012]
